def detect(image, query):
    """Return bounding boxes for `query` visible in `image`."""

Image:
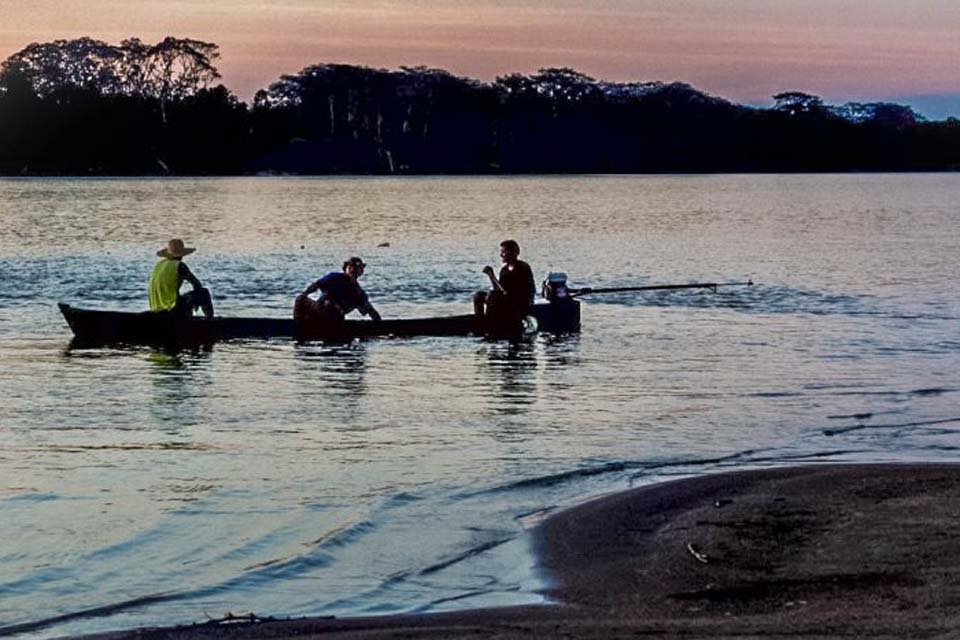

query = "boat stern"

[530,300,581,333]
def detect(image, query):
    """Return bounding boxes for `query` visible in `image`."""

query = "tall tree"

[0,38,122,96]
[0,37,222,102]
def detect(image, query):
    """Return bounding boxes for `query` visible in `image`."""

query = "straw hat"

[157,238,196,258]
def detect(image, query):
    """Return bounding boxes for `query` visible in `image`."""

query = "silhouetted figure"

[148,239,214,318]
[294,257,382,328]
[474,239,535,334]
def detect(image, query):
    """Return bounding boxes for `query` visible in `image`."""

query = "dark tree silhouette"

[1,37,220,101]
[0,37,245,174]
[773,91,826,114]
[1,37,958,175]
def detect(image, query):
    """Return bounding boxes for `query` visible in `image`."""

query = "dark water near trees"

[1,175,958,637]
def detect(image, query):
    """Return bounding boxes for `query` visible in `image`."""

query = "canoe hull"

[59,301,580,347]
[58,303,296,347]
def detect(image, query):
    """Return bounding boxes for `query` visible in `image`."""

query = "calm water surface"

[1,175,959,637]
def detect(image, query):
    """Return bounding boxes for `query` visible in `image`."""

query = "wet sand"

[78,464,960,639]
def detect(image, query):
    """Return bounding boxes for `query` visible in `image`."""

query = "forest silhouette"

[1,37,958,175]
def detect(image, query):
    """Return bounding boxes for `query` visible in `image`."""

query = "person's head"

[499,239,520,264]
[342,256,366,280]
[157,238,195,261]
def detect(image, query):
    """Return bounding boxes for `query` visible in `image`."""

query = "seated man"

[474,239,535,331]
[148,239,214,318]
[294,256,382,325]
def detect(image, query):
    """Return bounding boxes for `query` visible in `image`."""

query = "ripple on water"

[3,175,960,637]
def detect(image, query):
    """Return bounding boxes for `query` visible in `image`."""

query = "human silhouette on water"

[295,256,382,326]
[474,239,536,332]
[148,239,214,318]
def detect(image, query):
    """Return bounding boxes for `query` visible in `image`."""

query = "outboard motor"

[542,272,572,303]
[532,271,581,333]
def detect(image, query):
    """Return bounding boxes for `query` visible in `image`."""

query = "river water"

[1,175,958,637]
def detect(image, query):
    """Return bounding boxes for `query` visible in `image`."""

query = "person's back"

[146,239,214,318]
[314,271,369,315]
[149,258,181,312]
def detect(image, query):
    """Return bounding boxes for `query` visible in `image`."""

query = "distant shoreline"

[64,463,960,640]
[2,169,959,178]
[5,44,959,176]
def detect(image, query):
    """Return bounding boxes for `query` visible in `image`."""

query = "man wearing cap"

[295,257,382,325]
[148,239,215,318]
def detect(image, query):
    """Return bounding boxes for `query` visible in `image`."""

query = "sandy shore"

[74,464,960,639]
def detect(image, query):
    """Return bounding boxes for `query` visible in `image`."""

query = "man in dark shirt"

[475,239,536,330]
[294,256,382,325]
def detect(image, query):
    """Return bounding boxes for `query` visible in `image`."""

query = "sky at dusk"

[2,0,959,118]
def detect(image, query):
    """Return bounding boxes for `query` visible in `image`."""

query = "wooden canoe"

[59,301,580,347]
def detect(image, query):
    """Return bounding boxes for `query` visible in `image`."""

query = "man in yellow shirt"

[148,239,214,318]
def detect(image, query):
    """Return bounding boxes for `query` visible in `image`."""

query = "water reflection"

[147,349,213,428]
[478,340,539,416]
[477,334,583,418]
[541,333,582,369]
[293,342,369,420]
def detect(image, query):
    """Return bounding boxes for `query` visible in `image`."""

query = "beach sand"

[79,464,960,639]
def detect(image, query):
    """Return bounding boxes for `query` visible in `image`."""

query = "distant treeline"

[1,37,959,175]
